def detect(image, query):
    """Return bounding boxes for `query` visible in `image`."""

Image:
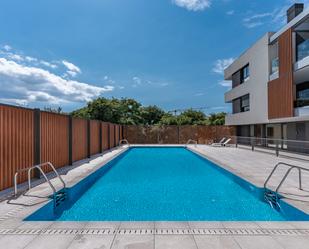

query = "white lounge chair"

[211,138,231,147]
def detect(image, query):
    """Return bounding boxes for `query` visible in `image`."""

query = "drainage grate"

[0,228,308,236]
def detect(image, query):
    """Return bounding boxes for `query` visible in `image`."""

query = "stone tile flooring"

[0,145,309,248]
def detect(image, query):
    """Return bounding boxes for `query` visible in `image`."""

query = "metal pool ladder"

[119,139,130,146]
[186,139,198,147]
[263,162,309,210]
[14,162,67,208]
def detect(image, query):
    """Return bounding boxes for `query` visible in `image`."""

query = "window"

[232,94,250,114]
[295,82,309,107]
[296,32,309,61]
[231,64,250,88]
[241,64,250,83]
[269,42,279,75]
[241,94,250,112]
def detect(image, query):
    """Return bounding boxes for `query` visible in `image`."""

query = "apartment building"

[224,3,309,144]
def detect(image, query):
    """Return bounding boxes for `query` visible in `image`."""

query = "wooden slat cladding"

[40,112,69,170]
[124,125,236,144]
[115,125,120,146]
[72,118,87,162]
[119,125,123,140]
[90,120,100,155]
[109,124,115,148]
[268,29,294,119]
[0,105,34,191]
[102,123,109,150]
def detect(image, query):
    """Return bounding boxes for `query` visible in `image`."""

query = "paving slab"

[24,235,76,249]
[111,234,154,249]
[155,235,197,249]
[0,234,38,249]
[67,234,115,249]
[155,222,190,229]
[194,235,241,249]
[233,235,285,249]
[273,235,309,249]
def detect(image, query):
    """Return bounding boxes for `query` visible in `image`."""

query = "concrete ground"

[0,145,309,249]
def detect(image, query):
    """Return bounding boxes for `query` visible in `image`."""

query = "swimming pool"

[26,147,309,221]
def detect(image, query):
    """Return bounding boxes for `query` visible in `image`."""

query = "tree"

[71,97,226,126]
[140,105,165,125]
[178,109,207,125]
[206,112,226,125]
[71,97,143,124]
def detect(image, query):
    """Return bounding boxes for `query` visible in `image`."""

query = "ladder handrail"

[119,139,129,146]
[186,139,197,145]
[264,162,309,195]
[14,162,66,197]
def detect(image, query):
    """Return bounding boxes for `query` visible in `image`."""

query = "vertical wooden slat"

[40,112,69,171]
[90,120,100,156]
[0,103,122,191]
[268,28,294,119]
[72,118,88,162]
[0,105,34,191]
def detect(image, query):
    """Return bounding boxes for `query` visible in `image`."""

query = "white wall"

[224,33,271,126]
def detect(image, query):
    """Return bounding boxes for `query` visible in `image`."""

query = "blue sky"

[0,0,308,113]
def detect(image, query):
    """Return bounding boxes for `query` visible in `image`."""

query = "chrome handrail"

[186,139,197,146]
[119,139,129,146]
[14,162,66,197]
[264,162,309,197]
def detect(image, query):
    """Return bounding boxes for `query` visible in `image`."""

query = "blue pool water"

[26,147,309,221]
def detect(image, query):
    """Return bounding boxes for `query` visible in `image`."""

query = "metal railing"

[264,162,308,192]
[119,139,130,146]
[186,139,198,146]
[14,162,66,197]
[230,136,309,158]
[263,162,309,208]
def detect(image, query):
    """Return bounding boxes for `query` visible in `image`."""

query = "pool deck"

[0,145,309,248]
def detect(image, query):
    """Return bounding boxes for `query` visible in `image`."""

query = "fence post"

[87,120,91,158]
[68,116,73,165]
[33,108,41,178]
[251,137,254,151]
[276,140,279,157]
[99,122,103,153]
[108,123,111,150]
[114,125,116,148]
[121,125,124,140]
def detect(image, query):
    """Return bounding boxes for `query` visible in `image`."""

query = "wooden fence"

[123,125,236,144]
[0,104,123,191]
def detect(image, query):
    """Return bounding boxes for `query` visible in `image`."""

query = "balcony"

[294,99,309,117]
[295,33,309,71]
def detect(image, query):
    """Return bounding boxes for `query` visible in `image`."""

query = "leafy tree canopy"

[71,97,226,126]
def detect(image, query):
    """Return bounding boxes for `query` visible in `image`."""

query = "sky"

[0,0,308,114]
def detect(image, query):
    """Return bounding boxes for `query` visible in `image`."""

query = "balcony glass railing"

[297,40,309,61]
[294,99,309,108]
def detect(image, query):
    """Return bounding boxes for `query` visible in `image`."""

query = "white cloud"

[243,12,273,28]
[243,0,309,29]
[3,45,12,51]
[8,53,24,61]
[0,58,114,105]
[172,0,211,11]
[62,60,81,73]
[194,92,205,96]
[212,58,234,75]
[132,76,142,87]
[226,10,234,15]
[218,80,232,88]
[40,60,57,69]
[25,56,37,62]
